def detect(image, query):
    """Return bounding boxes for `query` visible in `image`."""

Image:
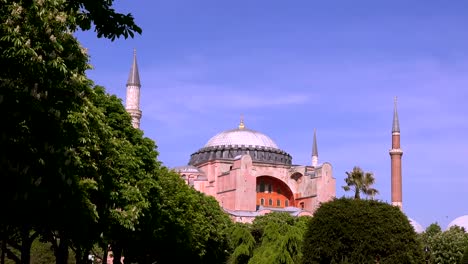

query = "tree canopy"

[419,223,468,264]
[227,212,310,264]
[0,0,145,261]
[302,198,423,264]
[462,242,468,264]
[123,168,233,264]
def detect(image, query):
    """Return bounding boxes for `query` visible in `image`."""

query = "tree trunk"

[112,243,122,264]
[74,247,82,264]
[54,235,69,264]
[102,245,108,264]
[74,247,88,264]
[1,238,6,264]
[20,227,32,264]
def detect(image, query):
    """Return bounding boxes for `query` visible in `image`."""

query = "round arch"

[256,176,294,209]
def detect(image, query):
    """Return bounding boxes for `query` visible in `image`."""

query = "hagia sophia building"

[123,51,468,229]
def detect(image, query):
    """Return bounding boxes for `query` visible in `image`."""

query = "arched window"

[260,198,265,206]
[285,200,289,207]
[267,184,272,193]
[268,199,273,206]
[277,199,281,207]
[259,180,265,192]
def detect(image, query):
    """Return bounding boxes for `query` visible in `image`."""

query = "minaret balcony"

[389,148,403,154]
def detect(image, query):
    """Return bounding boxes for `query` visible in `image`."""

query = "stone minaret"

[312,129,318,167]
[126,49,142,129]
[389,97,403,209]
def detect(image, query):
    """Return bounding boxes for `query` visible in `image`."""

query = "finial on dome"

[239,114,245,129]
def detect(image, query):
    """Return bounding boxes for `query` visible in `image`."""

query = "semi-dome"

[205,128,279,149]
[408,217,424,233]
[447,215,468,231]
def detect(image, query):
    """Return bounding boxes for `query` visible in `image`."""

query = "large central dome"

[204,128,279,149]
[188,119,292,166]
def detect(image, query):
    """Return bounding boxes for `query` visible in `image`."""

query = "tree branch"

[30,231,40,243]
[5,247,20,264]
[6,240,20,251]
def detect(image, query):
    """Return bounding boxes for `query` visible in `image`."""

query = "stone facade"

[174,124,336,223]
[123,50,336,222]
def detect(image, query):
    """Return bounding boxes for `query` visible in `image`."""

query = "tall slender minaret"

[126,49,142,129]
[390,97,403,209]
[312,129,318,167]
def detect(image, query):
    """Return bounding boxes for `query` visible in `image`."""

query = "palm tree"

[342,166,378,199]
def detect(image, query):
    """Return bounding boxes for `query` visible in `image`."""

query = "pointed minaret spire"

[392,96,400,133]
[312,129,318,166]
[125,49,142,129]
[389,97,403,210]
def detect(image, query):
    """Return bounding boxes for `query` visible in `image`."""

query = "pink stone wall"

[316,163,336,207]
[233,155,257,211]
[189,155,336,219]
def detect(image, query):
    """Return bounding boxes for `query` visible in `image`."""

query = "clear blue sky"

[76,0,468,230]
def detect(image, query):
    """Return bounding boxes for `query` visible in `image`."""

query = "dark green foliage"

[123,169,233,264]
[0,0,231,263]
[425,223,442,236]
[0,0,143,261]
[418,223,442,263]
[251,212,296,239]
[2,239,77,264]
[421,226,468,264]
[228,223,256,264]
[66,0,143,39]
[227,212,309,264]
[0,0,94,262]
[302,198,424,264]
[462,242,468,264]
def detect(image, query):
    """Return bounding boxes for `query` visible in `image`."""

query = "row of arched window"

[260,198,289,207]
[257,181,273,193]
[257,180,282,194]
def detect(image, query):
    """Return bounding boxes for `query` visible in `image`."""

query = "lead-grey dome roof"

[204,128,279,149]
[188,120,292,166]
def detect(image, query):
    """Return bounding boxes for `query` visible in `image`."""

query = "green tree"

[80,86,160,264]
[227,212,309,264]
[461,242,468,264]
[0,0,92,261]
[342,166,378,199]
[123,169,233,264]
[0,0,143,262]
[418,223,442,263]
[227,223,256,264]
[426,226,468,264]
[425,223,443,237]
[302,198,423,264]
